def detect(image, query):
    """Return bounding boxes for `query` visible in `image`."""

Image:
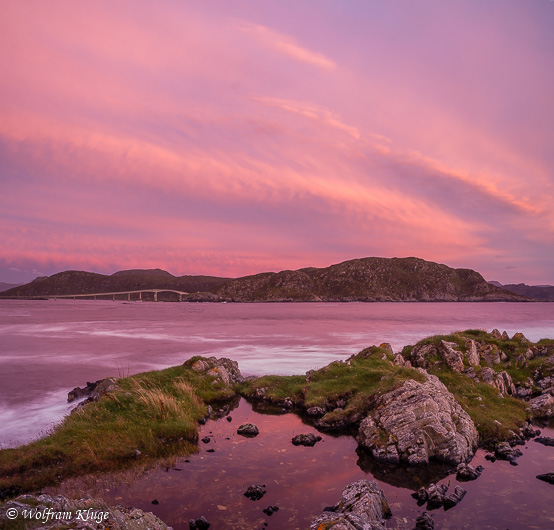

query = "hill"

[488,281,554,301]
[2,257,527,302]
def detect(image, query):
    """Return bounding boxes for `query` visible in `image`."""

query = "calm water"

[1,299,553,447]
[2,299,554,528]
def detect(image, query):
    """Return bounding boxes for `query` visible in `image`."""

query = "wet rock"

[443,485,467,509]
[306,406,325,417]
[414,512,434,529]
[189,515,211,529]
[201,437,211,444]
[484,453,496,462]
[237,423,259,437]
[151,499,159,505]
[456,462,484,481]
[519,423,540,439]
[529,394,554,418]
[68,377,118,403]
[425,483,448,510]
[244,484,267,501]
[263,506,279,516]
[291,433,322,446]
[357,370,478,465]
[495,442,523,464]
[439,340,464,372]
[226,416,232,422]
[0,494,171,529]
[534,436,554,447]
[537,473,554,485]
[310,479,391,530]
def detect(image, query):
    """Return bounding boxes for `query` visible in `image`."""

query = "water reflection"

[46,399,554,530]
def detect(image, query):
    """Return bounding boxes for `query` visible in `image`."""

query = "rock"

[512,332,530,343]
[537,473,554,485]
[243,484,267,501]
[291,433,322,447]
[501,331,510,340]
[263,506,279,516]
[525,348,535,360]
[237,423,259,437]
[456,462,484,481]
[0,494,171,529]
[306,406,325,417]
[410,344,437,369]
[226,416,232,422]
[283,397,294,411]
[425,483,449,510]
[529,394,554,418]
[393,353,406,366]
[189,516,210,529]
[515,385,532,399]
[414,512,435,529]
[379,342,394,355]
[357,370,478,465]
[534,436,554,447]
[491,329,503,340]
[480,368,516,396]
[495,442,523,464]
[201,437,211,444]
[500,351,508,362]
[519,423,540,439]
[439,340,464,372]
[310,480,391,530]
[443,485,467,509]
[68,377,118,403]
[465,340,480,367]
[187,357,243,386]
[480,344,501,366]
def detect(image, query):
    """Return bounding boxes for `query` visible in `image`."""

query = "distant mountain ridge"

[2,257,528,302]
[488,281,554,302]
[0,282,23,293]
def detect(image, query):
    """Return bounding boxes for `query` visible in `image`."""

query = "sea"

[1,299,554,528]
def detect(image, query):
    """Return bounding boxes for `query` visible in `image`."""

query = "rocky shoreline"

[1,328,554,528]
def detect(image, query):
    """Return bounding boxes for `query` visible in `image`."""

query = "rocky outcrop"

[480,368,516,396]
[456,462,484,481]
[68,378,118,403]
[410,344,437,369]
[0,494,170,529]
[495,442,523,464]
[413,483,467,510]
[310,480,391,530]
[357,371,478,465]
[529,394,554,418]
[188,357,243,386]
[439,341,464,372]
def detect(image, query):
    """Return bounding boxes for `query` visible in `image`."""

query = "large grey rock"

[410,344,437,369]
[357,370,478,465]
[68,377,118,403]
[0,494,171,529]
[310,480,391,530]
[465,340,480,367]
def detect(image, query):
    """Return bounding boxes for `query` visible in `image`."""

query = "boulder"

[188,357,243,386]
[291,433,322,447]
[537,473,554,485]
[465,340,480,367]
[534,436,554,447]
[529,394,554,418]
[443,485,467,509]
[0,494,170,529]
[439,341,464,372]
[410,344,437,369]
[357,371,478,465]
[310,480,391,530]
[414,512,435,529]
[68,377,118,403]
[306,406,325,417]
[189,516,210,529]
[480,344,501,366]
[491,329,503,340]
[495,442,523,464]
[456,462,484,481]
[393,353,407,366]
[480,368,516,396]
[379,342,394,355]
[243,484,266,501]
[237,423,259,437]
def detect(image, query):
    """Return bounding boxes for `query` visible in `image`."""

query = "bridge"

[45,289,190,302]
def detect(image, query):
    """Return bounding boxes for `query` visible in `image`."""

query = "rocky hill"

[1,269,229,297]
[216,257,526,302]
[488,281,554,301]
[2,257,527,302]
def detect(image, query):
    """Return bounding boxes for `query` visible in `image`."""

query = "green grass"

[0,361,236,500]
[431,369,528,442]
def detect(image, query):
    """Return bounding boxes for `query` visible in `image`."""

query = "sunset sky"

[1,1,553,284]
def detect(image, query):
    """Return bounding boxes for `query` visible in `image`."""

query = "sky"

[1,0,553,285]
